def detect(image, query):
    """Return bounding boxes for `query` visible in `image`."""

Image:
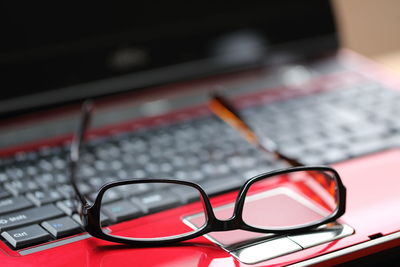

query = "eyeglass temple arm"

[209,93,303,167]
[69,101,94,206]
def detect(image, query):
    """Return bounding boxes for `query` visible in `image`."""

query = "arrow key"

[41,217,82,238]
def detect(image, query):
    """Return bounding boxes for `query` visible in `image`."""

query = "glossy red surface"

[0,51,399,266]
[0,149,399,267]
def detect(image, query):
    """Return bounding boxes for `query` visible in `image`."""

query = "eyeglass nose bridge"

[210,215,243,231]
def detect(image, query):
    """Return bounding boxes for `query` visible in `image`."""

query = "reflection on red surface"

[302,170,338,210]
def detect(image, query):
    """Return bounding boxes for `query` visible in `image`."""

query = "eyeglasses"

[69,95,346,246]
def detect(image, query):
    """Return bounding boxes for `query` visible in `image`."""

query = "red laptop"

[0,1,399,266]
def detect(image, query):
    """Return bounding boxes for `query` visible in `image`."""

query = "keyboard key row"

[1,216,83,249]
[0,196,33,215]
[0,204,64,231]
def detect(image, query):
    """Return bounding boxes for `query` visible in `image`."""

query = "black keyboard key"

[320,148,349,164]
[1,224,52,249]
[102,200,142,223]
[4,180,39,196]
[0,173,8,183]
[227,155,259,170]
[5,167,25,180]
[87,177,106,190]
[201,163,228,177]
[57,184,76,199]
[71,214,82,225]
[38,146,62,157]
[51,157,67,170]
[56,199,77,216]
[26,190,63,206]
[0,204,64,231]
[89,188,121,204]
[53,173,69,184]
[25,165,39,177]
[14,151,31,162]
[78,164,96,178]
[115,183,152,197]
[169,186,201,203]
[348,139,390,157]
[0,187,11,199]
[0,196,34,214]
[199,176,243,195]
[298,154,323,165]
[76,182,92,195]
[35,173,57,188]
[94,160,108,172]
[151,180,172,190]
[131,191,181,214]
[173,169,205,182]
[41,217,82,238]
[38,159,54,172]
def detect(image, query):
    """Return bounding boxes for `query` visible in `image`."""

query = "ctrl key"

[1,225,51,249]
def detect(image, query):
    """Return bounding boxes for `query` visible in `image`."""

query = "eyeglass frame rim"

[78,165,346,246]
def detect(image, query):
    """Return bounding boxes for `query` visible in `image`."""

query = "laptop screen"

[0,1,336,116]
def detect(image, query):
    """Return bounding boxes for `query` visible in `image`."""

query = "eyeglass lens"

[242,169,339,229]
[99,182,207,240]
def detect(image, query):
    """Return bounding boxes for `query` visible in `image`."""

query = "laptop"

[0,1,399,266]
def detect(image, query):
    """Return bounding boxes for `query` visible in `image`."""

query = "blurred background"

[333,0,400,74]
[0,0,399,146]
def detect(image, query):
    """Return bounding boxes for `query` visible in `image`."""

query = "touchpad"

[183,188,354,264]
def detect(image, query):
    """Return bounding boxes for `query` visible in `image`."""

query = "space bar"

[0,204,64,231]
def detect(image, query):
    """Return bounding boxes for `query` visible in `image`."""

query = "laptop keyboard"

[1,78,400,250]
[245,82,400,166]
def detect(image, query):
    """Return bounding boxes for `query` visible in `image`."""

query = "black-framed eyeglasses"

[69,96,346,246]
